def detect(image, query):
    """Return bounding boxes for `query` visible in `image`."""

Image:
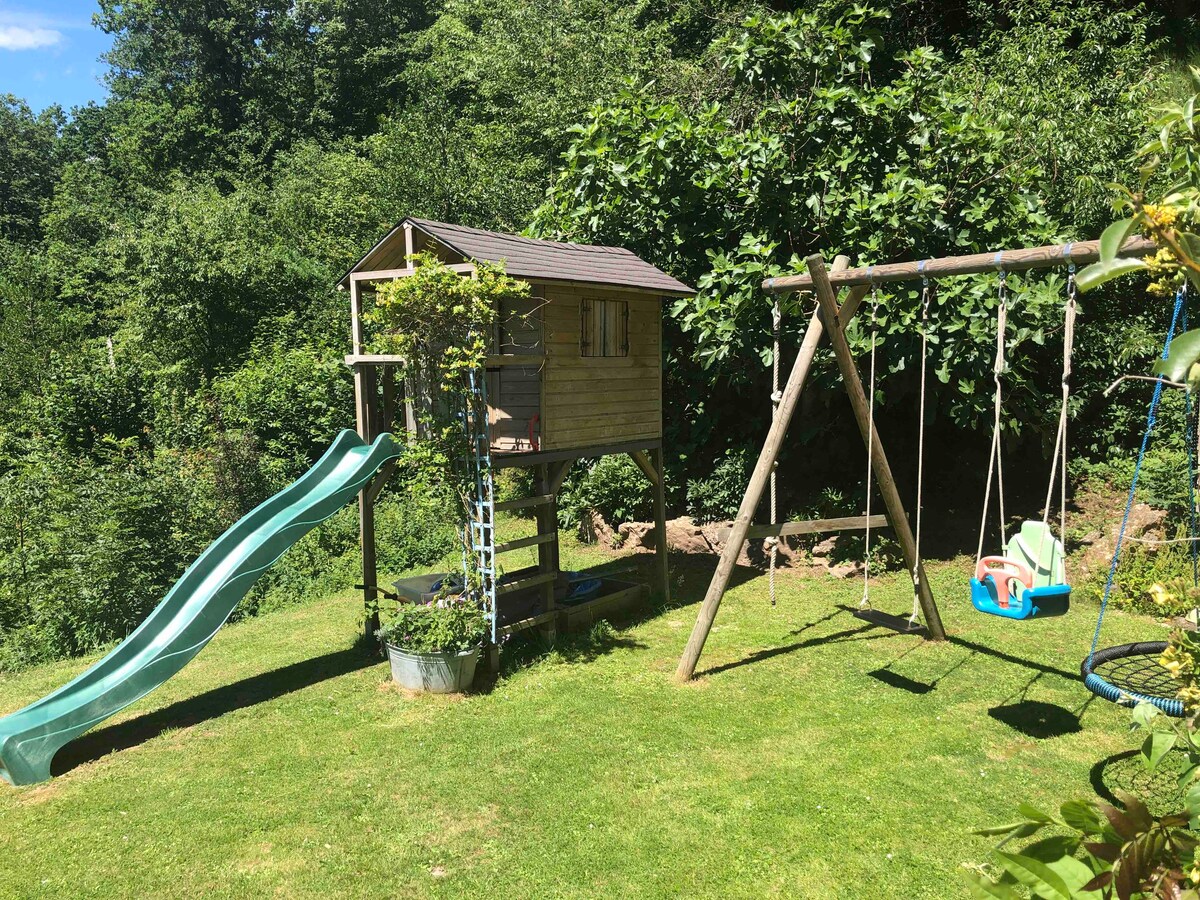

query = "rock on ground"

[582,510,861,578]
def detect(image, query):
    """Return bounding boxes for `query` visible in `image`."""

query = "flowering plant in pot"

[376,593,488,693]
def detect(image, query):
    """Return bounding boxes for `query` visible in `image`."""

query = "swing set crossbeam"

[762,237,1157,294]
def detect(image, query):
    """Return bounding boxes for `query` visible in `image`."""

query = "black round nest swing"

[1083,284,1194,719]
[1081,641,1183,717]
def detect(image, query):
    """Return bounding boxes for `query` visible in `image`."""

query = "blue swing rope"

[1084,285,1189,713]
[1185,299,1200,588]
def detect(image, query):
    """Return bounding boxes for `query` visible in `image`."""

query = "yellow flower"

[1150,583,1175,607]
[1144,203,1180,227]
[1161,643,1191,678]
[1180,685,1200,713]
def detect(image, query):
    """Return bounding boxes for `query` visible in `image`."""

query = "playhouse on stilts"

[337,217,693,667]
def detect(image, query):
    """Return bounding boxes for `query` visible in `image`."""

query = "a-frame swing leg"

[807,254,945,640]
[675,256,863,682]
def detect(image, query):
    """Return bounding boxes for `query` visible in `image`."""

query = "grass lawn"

[0,533,1178,899]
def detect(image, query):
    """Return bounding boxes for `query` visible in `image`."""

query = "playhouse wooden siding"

[489,289,544,452]
[540,284,662,451]
[488,282,662,453]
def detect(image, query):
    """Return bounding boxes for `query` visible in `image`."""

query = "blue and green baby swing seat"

[969,266,1075,620]
[970,521,1071,619]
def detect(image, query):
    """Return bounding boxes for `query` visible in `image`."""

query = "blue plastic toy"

[969,555,1070,620]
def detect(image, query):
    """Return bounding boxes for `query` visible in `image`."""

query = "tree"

[0,96,63,243]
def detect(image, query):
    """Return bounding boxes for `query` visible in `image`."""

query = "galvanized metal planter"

[385,643,480,693]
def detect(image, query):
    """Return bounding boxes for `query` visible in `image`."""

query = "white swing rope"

[768,296,783,607]
[910,276,933,626]
[860,283,881,610]
[1036,262,1077,570]
[977,269,1009,565]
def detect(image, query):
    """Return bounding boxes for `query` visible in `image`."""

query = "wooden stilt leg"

[629,449,670,603]
[356,365,381,642]
[535,463,559,645]
[808,254,945,640]
[651,447,670,604]
[675,256,864,682]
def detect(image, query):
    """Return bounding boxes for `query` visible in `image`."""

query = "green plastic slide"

[0,430,400,786]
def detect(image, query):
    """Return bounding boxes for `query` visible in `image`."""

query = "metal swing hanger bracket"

[763,236,1157,294]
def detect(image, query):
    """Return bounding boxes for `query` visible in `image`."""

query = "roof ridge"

[408,216,635,256]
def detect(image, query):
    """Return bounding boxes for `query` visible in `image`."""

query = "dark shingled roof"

[339,216,694,296]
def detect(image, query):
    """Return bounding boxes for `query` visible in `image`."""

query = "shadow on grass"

[695,608,903,678]
[1090,748,1186,815]
[50,645,375,777]
[868,668,935,695]
[988,700,1082,739]
[691,592,1088,700]
[494,623,649,682]
[866,636,974,696]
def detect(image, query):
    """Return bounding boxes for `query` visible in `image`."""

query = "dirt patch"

[584,511,862,578]
[375,680,470,704]
[1070,487,1169,583]
[16,781,64,806]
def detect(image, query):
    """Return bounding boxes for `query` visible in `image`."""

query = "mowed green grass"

[0,537,1173,899]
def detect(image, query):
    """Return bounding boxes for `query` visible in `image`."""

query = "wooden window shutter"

[580,298,628,358]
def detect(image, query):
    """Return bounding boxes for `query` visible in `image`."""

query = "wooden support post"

[352,275,382,644]
[675,255,862,682]
[719,514,889,542]
[547,459,573,497]
[651,446,670,605]
[535,463,559,644]
[807,254,945,640]
[381,366,397,432]
[628,449,660,486]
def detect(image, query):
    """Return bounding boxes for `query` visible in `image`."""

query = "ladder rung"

[497,572,557,596]
[494,534,556,554]
[494,494,554,512]
[500,608,559,636]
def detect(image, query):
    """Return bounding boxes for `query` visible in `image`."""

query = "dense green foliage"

[376,594,488,653]
[0,0,1195,669]
[558,455,658,532]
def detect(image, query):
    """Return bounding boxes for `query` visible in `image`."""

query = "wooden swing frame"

[675,236,1157,681]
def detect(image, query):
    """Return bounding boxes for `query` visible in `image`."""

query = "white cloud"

[0,25,62,50]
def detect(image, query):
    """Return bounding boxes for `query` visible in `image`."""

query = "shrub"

[374,485,460,575]
[0,443,231,669]
[211,340,355,487]
[243,476,460,618]
[376,596,487,653]
[558,455,653,531]
[494,467,536,515]
[686,447,750,524]
[1081,538,1198,617]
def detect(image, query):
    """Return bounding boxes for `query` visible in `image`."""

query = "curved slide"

[0,430,400,786]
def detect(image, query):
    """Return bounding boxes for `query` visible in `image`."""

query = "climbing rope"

[976,268,1010,564]
[768,296,782,607]
[1088,284,1189,663]
[860,283,881,610]
[910,273,933,626]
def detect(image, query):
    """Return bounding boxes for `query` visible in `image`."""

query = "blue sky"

[0,1,112,112]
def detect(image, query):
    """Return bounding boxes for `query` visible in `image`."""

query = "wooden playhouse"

[337,217,693,658]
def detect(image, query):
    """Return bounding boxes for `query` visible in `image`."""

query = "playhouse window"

[580,298,628,357]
